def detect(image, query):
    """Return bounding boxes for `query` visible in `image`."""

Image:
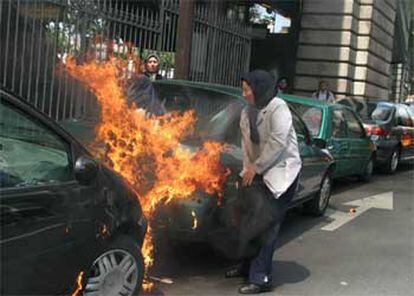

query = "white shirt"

[240,97,302,198]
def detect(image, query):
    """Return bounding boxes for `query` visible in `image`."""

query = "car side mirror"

[75,156,98,184]
[312,138,327,149]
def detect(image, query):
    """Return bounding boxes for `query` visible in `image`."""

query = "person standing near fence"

[143,53,164,81]
[225,70,301,294]
[125,74,165,117]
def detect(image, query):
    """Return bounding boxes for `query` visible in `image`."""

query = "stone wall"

[293,0,397,100]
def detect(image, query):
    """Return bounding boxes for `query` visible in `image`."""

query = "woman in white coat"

[225,70,302,294]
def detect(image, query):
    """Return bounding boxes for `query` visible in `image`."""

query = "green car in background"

[280,94,376,181]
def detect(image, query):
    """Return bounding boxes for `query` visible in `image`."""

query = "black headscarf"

[126,75,166,117]
[241,70,276,144]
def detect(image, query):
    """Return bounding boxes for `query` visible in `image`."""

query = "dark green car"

[61,80,334,243]
[280,94,376,181]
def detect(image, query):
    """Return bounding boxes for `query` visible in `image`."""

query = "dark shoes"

[225,267,249,278]
[238,283,273,294]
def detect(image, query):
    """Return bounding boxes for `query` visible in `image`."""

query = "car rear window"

[337,97,384,123]
[288,103,322,137]
[370,104,394,122]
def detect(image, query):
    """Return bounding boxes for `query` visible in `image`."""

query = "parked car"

[280,94,376,181]
[0,88,147,296]
[338,97,414,173]
[404,101,414,113]
[62,79,334,245]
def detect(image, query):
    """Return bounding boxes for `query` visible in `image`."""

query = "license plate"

[370,135,379,141]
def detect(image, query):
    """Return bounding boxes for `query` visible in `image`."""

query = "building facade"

[390,0,413,101]
[293,0,399,101]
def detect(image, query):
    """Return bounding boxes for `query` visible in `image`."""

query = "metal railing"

[1,0,251,121]
[190,3,251,86]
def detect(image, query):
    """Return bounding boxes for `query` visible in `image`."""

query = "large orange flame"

[64,56,229,291]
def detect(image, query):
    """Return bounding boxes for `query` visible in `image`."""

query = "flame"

[70,271,84,296]
[191,210,198,230]
[63,56,229,290]
[100,224,108,237]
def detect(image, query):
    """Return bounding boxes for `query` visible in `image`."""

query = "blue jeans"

[248,177,299,285]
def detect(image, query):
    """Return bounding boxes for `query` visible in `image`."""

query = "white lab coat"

[240,97,302,198]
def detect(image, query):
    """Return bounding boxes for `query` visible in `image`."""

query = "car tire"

[83,235,144,296]
[359,157,373,182]
[385,148,399,174]
[303,173,332,216]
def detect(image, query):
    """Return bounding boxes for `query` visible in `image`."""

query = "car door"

[327,108,350,177]
[0,95,96,294]
[396,105,414,161]
[291,110,325,200]
[342,108,372,174]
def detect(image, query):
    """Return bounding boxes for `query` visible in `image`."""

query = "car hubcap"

[319,177,331,210]
[84,249,138,296]
[391,151,399,171]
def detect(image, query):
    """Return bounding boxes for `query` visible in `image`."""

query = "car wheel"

[385,149,399,174]
[303,173,332,216]
[359,157,373,182]
[83,235,144,296]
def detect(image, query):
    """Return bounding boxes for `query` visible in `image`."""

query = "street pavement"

[146,164,414,296]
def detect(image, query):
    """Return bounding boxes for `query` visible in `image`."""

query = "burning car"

[0,88,147,295]
[60,79,334,246]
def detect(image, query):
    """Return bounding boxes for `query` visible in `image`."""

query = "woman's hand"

[242,164,256,187]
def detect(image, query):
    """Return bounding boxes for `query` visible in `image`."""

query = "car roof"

[375,101,397,108]
[154,79,243,98]
[279,93,334,108]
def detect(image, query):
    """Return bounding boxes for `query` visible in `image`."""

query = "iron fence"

[1,0,251,121]
[190,2,251,86]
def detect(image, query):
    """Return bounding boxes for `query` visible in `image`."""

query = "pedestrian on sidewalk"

[312,80,335,103]
[143,53,164,81]
[225,70,302,294]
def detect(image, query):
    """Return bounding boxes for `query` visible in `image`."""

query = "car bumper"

[153,196,220,243]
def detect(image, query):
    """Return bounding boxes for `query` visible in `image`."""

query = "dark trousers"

[245,177,299,285]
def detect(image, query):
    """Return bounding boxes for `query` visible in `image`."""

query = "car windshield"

[155,84,244,145]
[288,102,323,137]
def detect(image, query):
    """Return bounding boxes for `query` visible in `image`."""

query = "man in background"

[312,80,335,103]
[276,77,289,95]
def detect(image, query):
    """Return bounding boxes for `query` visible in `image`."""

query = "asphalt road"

[145,164,414,296]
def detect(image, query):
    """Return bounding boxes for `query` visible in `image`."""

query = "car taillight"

[365,125,389,137]
[401,134,413,147]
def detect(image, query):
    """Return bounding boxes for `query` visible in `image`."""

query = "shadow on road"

[147,209,321,292]
[272,260,311,287]
[144,163,413,293]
